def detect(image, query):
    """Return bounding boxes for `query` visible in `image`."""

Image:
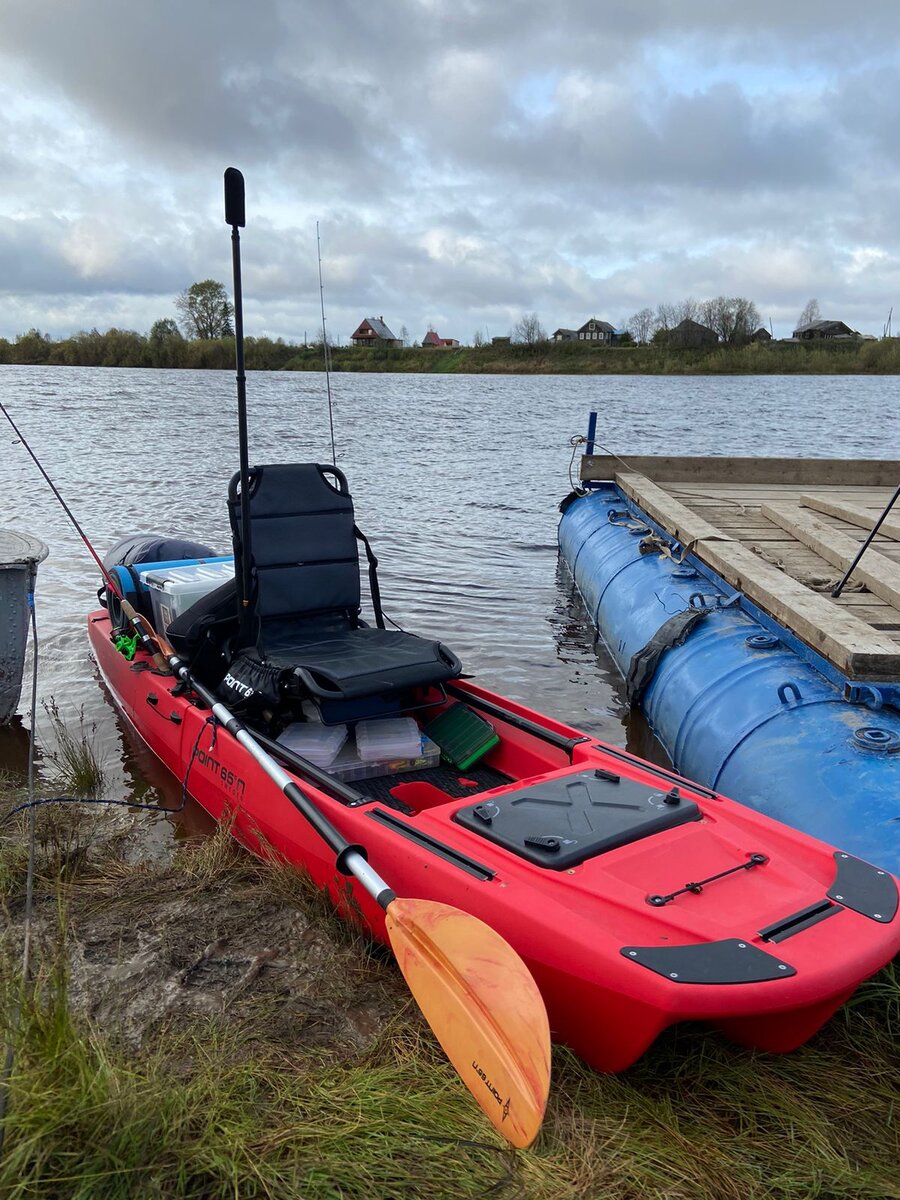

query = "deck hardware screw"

[840,854,848,858]
[877,871,885,876]
[835,894,843,900]
[669,973,679,979]
[737,943,746,949]
[628,951,637,957]
[874,914,883,919]
[778,965,788,971]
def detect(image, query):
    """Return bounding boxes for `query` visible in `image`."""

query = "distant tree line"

[0,285,856,371]
[624,297,762,345]
[0,279,301,369]
[0,325,303,370]
[500,297,766,349]
[507,294,844,349]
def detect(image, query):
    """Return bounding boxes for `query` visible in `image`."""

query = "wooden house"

[422,329,460,348]
[577,318,616,343]
[792,319,859,341]
[668,318,719,349]
[350,316,403,348]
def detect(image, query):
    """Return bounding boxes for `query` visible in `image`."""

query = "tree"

[512,312,547,346]
[674,298,700,325]
[797,298,820,330]
[150,317,182,342]
[627,307,654,345]
[148,317,186,367]
[654,302,678,334]
[399,325,410,347]
[700,296,760,344]
[14,328,52,364]
[174,280,234,339]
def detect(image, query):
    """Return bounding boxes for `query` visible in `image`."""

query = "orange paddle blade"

[385,898,551,1148]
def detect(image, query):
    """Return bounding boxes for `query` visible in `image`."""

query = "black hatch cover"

[453,769,701,869]
[827,852,898,922]
[620,938,796,985]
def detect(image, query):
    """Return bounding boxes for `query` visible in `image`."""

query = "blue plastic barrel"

[559,487,900,872]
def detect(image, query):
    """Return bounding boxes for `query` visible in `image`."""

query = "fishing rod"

[2,391,551,1141]
[831,481,900,597]
[0,399,168,672]
[6,172,552,1146]
[316,220,337,466]
[189,167,550,1144]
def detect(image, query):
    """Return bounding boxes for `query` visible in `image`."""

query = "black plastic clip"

[524,835,561,852]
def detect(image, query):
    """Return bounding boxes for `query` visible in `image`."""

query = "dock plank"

[761,503,900,613]
[800,494,900,542]
[581,455,900,486]
[614,472,900,679]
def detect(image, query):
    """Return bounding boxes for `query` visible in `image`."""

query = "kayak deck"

[88,608,900,1073]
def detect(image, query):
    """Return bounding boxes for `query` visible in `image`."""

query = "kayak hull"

[89,610,900,1072]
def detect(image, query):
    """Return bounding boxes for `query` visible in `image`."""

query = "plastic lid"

[276,722,349,767]
[355,717,422,761]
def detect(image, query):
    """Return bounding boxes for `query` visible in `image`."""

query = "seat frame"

[226,463,461,714]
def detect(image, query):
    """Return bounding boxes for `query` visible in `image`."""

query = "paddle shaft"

[142,624,394,906]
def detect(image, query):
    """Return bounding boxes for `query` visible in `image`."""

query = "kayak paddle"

[150,616,551,1146]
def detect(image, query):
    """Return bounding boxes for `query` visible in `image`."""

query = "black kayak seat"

[228,463,461,702]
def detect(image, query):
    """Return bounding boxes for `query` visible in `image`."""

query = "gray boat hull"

[1,531,48,722]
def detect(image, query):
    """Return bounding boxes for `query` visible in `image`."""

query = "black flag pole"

[224,167,253,642]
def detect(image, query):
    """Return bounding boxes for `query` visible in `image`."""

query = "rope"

[567,435,588,495]
[0,716,213,830]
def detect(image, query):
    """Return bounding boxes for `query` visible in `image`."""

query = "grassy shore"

[6,330,900,374]
[288,338,900,376]
[1,738,899,1199]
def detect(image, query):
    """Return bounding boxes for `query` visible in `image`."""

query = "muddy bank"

[1,796,406,1061]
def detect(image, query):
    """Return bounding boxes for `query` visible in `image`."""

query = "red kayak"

[89,606,900,1073]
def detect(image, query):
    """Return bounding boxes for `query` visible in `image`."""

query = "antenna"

[224,167,254,644]
[316,221,337,466]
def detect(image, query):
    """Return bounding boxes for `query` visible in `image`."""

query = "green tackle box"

[423,703,499,771]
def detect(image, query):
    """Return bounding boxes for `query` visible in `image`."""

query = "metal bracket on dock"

[843,683,884,711]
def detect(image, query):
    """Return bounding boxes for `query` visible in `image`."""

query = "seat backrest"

[228,463,360,628]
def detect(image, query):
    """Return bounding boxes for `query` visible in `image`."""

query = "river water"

[1,365,898,815]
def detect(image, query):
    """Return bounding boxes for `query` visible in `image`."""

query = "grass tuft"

[42,698,107,799]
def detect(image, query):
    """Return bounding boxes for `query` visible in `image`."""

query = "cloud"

[1,1,899,342]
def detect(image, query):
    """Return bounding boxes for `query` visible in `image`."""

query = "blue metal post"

[586,411,597,456]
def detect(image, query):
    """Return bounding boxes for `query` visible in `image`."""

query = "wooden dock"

[579,455,900,681]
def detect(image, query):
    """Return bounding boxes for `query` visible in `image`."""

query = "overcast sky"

[2,0,899,345]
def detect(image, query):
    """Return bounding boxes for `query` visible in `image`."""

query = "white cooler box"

[143,560,235,632]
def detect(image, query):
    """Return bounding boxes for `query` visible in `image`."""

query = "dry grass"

[41,698,107,799]
[1,774,898,1199]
